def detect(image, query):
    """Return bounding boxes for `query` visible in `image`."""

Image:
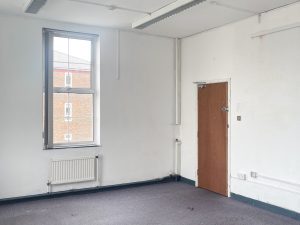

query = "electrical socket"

[237,173,247,180]
[250,171,258,178]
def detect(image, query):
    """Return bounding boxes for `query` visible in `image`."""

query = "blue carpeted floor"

[0,182,299,225]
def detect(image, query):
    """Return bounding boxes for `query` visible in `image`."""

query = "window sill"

[44,144,102,150]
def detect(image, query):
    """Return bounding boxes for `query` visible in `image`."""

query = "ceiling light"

[209,1,257,14]
[132,0,206,29]
[108,5,117,11]
[23,0,47,14]
[69,0,150,15]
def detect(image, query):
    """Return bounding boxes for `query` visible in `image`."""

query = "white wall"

[0,13,175,199]
[181,3,300,213]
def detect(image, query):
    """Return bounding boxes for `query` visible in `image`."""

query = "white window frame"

[64,103,72,122]
[43,28,98,149]
[64,72,72,87]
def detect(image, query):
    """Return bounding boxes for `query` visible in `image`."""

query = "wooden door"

[198,82,228,196]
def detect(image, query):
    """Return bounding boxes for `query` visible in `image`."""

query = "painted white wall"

[181,2,300,213]
[0,13,175,199]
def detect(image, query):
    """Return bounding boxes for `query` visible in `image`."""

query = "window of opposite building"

[43,28,99,149]
[65,72,72,87]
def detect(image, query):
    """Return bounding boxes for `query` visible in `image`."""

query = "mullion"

[67,38,70,145]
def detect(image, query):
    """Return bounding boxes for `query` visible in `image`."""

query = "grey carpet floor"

[0,182,299,225]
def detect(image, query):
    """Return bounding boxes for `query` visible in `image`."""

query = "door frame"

[194,78,231,197]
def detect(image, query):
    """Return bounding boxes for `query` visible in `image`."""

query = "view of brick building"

[52,51,93,144]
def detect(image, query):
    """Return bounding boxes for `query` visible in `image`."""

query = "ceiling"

[0,0,299,38]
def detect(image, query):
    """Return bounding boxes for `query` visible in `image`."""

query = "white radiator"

[49,156,99,186]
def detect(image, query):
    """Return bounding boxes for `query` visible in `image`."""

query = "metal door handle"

[221,107,229,112]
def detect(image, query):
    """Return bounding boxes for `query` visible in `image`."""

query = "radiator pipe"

[175,38,181,125]
[47,181,51,194]
[174,139,181,176]
[95,155,101,187]
[116,30,120,80]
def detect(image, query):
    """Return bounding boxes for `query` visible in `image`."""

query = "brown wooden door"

[198,82,228,196]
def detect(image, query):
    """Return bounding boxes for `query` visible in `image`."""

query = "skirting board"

[177,176,196,186]
[231,193,300,221]
[0,176,175,205]
[0,175,195,205]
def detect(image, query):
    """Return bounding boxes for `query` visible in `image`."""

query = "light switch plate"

[250,171,258,178]
[237,173,247,180]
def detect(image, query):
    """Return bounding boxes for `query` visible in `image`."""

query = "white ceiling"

[0,0,299,38]
[144,0,300,37]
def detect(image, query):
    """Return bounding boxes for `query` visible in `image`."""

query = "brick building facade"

[53,51,93,144]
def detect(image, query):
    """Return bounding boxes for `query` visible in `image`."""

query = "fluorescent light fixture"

[132,0,206,29]
[23,0,47,14]
[69,0,150,15]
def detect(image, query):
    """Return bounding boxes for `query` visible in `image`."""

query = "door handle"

[221,106,229,112]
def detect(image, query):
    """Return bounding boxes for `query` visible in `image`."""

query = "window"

[44,29,98,149]
[64,103,72,122]
[65,72,72,87]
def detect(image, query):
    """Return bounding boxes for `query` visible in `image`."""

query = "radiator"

[49,156,99,186]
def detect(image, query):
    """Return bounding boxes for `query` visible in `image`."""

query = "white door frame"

[194,78,231,197]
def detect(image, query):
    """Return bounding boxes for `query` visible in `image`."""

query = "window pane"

[53,37,68,62]
[52,93,93,145]
[53,117,69,144]
[53,93,68,119]
[53,62,68,88]
[69,38,91,88]
[53,39,91,88]
[53,37,69,88]
[69,38,91,63]
[69,68,91,88]
[69,93,93,118]
[69,93,93,143]
[53,93,69,144]
[69,117,93,143]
